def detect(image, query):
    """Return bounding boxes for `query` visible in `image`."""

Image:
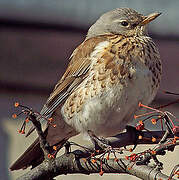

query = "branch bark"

[17,153,176,180]
[16,129,179,180]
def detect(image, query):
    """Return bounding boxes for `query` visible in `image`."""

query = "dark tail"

[10,137,44,171]
[9,135,68,171]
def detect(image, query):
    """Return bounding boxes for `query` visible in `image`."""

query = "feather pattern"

[40,36,108,117]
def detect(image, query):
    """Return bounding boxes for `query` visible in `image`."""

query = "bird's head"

[87,8,161,38]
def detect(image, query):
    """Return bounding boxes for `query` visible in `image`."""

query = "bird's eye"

[121,21,129,26]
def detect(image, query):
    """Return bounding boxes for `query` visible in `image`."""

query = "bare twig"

[28,113,50,158]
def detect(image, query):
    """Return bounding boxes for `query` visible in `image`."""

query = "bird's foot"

[87,130,111,152]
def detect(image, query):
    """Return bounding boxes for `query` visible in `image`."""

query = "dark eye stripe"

[132,23,139,28]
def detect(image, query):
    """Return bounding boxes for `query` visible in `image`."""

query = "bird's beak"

[141,12,162,25]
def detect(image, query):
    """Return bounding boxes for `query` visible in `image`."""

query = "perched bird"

[10,8,162,171]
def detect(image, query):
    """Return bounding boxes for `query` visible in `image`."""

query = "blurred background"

[0,0,179,179]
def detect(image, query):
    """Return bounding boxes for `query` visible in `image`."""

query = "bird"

[10,8,162,171]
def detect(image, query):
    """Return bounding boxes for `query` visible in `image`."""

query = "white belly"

[63,65,157,137]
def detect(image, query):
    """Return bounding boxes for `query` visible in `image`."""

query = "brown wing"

[40,36,107,117]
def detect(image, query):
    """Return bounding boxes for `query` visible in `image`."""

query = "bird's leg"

[64,141,71,154]
[87,130,111,151]
[125,125,141,151]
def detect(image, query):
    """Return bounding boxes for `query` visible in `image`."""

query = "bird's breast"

[61,36,161,137]
[61,65,156,137]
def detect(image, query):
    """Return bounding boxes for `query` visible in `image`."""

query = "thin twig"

[28,113,50,158]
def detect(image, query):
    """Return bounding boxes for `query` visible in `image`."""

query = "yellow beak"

[141,12,162,25]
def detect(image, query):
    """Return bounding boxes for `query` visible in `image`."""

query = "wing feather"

[40,36,107,117]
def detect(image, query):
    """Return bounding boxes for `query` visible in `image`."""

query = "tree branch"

[17,152,177,180]
[16,129,179,180]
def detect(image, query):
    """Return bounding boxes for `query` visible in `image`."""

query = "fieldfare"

[10,8,162,170]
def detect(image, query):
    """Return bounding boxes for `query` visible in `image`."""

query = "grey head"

[87,8,161,39]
